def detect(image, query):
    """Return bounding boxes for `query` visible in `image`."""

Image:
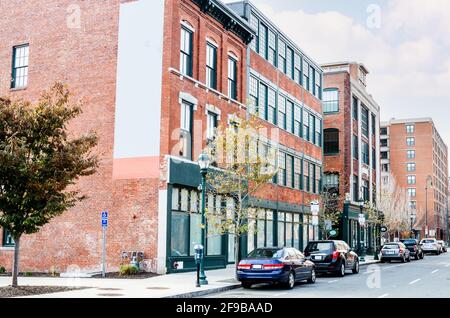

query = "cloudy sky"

[223,0,450,147]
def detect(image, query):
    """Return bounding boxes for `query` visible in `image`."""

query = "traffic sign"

[311,200,320,215]
[329,229,338,237]
[358,213,366,226]
[102,219,108,227]
[380,226,388,233]
[102,211,108,219]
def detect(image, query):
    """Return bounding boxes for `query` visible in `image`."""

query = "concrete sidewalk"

[0,257,379,298]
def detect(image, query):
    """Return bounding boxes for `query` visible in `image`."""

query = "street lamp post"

[425,176,432,238]
[358,197,366,261]
[198,153,210,286]
[410,212,416,239]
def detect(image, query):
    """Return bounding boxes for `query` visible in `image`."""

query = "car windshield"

[247,249,284,259]
[421,239,435,243]
[402,240,416,245]
[305,242,334,253]
[383,244,399,249]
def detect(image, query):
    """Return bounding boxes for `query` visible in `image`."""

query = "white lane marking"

[431,269,439,274]
[383,264,403,270]
[409,278,421,285]
[328,280,339,283]
[378,293,389,298]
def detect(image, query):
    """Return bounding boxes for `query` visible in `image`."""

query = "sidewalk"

[0,257,379,298]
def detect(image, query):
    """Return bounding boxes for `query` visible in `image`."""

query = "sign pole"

[102,226,106,278]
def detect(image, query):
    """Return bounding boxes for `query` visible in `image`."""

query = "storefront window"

[267,211,274,247]
[247,209,256,253]
[257,210,266,248]
[189,213,201,256]
[285,213,293,247]
[278,212,285,246]
[293,214,300,250]
[303,215,309,250]
[171,211,189,256]
[207,195,222,256]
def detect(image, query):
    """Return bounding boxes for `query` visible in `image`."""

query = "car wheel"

[380,258,385,263]
[337,261,346,277]
[285,271,295,289]
[242,282,252,289]
[352,260,360,274]
[307,269,316,284]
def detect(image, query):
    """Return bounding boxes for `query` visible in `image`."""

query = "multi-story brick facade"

[0,0,324,275]
[380,118,449,240]
[321,62,381,253]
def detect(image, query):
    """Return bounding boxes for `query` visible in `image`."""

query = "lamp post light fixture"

[198,153,210,285]
[425,175,433,238]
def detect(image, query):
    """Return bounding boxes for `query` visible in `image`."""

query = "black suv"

[400,239,424,260]
[304,240,359,277]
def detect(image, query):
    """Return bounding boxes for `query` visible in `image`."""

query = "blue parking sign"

[102,219,108,227]
[102,211,108,219]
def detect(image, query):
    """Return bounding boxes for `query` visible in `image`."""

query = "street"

[204,252,450,298]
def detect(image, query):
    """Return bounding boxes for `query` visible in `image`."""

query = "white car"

[420,238,441,255]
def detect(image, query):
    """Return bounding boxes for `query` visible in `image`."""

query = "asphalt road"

[204,252,450,298]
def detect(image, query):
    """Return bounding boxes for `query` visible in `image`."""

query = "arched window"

[324,128,339,155]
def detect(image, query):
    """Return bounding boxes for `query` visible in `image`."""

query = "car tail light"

[237,262,252,270]
[399,248,404,254]
[414,246,417,251]
[262,263,284,270]
[332,251,340,261]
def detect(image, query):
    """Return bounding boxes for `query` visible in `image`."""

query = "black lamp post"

[410,212,416,239]
[425,175,432,238]
[198,153,210,285]
[358,196,365,260]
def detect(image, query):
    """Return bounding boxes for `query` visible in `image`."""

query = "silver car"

[380,242,411,263]
[420,238,441,255]
[437,240,447,253]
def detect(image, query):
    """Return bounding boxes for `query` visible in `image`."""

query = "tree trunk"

[234,234,240,280]
[12,236,21,288]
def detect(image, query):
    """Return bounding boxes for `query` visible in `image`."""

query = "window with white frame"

[406,137,415,146]
[294,54,301,84]
[268,88,277,125]
[180,27,193,77]
[406,125,415,134]
[407,163,416,172]
[206,111,218,140]
[278,39,286,73]
[407,175,416,185]
[206,43,217,89]
[408,188,416,198]
[278,95,286,130]
[228,57,237,100]
[12,44,29,89]
[323,88,339,113]
[268,29,276,66]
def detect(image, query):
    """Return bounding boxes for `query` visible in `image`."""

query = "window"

[315,70,321,99]
[259,23,268,59]
[303,110,310,141]
[380,127,387,135]
[294,105,301,137]
[353,135,359,160]
[372,148,377,170]
[268,88,277,124]
[304,162,310,192]
[407,150,416,159]
[286,155,293,188]
[409,201,417,210]
[371,114,376,135]
[406,125,415,134]
[206,43,217,89]
[294,54,301,84]
[362,142,369,165]
[323,173,339,190]
[278,39,286,73]
[181,101,192,132]
[309,114,315,144]
[324,129,339,155]
[180,27,193,77]
[309,66,315,95]
[278,152,286,186]
[11,44,29,89]
[380,139,388,147]
[206,112,218,140]
[310,163,315,193]
[294,158,301,190]
[248,76,258,114]
[361,106,369,137]
[315,117,322,147]
[408,188,416,198]
[268,30,277,66]
[249,13,259,52]
[180,101,193,159]
[286,100,293,133]
[278,95,286,130]
[286,47,294,79]
[259,82,268,120]
[362,179,369,201]
[303,60,309,90]
[407,175,416,185]
[382,164,389,172]
[353,175,359,202]
[407,163,416,172]
[323,89,339,113]
[228,57,237,100]
[352,96,358,120]
[2,228,14,247]
[381,151,388,159]
[406,137,415,146]
[315,165,321,194]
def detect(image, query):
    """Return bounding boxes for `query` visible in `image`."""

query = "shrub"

[119,264,139,276]
[0,266,6,274]
[25,272,33,277]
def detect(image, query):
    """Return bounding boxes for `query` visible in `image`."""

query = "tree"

[318,190,342,239]
[204,114,278,267]
[0,83,98,287]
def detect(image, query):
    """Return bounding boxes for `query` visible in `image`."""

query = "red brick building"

[0,0,324,275]
[380,118,449,240]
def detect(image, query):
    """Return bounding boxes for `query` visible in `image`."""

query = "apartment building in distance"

[380,118,449,240]
[321,62,381,253]
[0,0,324,274]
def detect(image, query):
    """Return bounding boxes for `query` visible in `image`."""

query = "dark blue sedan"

[236,247,316,289]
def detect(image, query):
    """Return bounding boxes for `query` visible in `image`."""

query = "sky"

[221,0,450,148]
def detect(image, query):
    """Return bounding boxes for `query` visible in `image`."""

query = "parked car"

[237,247,316,289]
[380,242,411,263]
[303,240,359,277]
[400,239,424,260]
[420,238,441,255]
[437,240,448,253]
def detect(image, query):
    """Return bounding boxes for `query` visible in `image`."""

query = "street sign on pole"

[358,213,366,226]
[101,211,108,278]
[311,200,320,216]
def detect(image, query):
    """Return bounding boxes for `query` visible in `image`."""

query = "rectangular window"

[309,66,315,95]
[180,101,192,132]
[304,162,310,192]
[248,76,259,114]
[303,109,310,141]
[361,106,369,137]
[407,150,416,159]
[407,175,416,185]
[303,60,309,90]
[408,188,417,198]
[362,179,369,202]
[294,105,301,137]
[406,137,415,146]
[259,23,268,59]
[180,101,193,160]
[12,44,29,89]
[315,117,321,147]
[206,112,218,140]
[2,229,14,247]
[286,47,294,79]
[228,57,237,100]
[278,152,286,186]
[278,212,285,247]
[362,142,369,165]
[259,82,268,120]
[310,163,315,193]
[371,114,376,135]
[286,100,293,133]
[406,125,415,134]
[249,13,259,52]
[268,88,277,125]
[315,166,321,194]
[409,201,417,210]
[268,29,276,66]
[324,129,339,155]
[407,163,416,172]
[180,27,193,77]
[206,43,217,89]
[172,211,189,256]
[278,39,286,73]
[352,96,358,120]
[278,95,286,130]
[309,114,315,144]
[286,155,293,188]
[353,135,359,160]
[372,148,377,170]
[380,127,387,135]
[315,70,321,99]
[294,54,301,84]
[323,88,339,113]
[353,175,359,202]
[323,173,339,188]
[381,151,388,159]
[294,158,301,190]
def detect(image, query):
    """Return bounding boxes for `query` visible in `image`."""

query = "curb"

[360,260,380,266]
[163,283,241,298]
